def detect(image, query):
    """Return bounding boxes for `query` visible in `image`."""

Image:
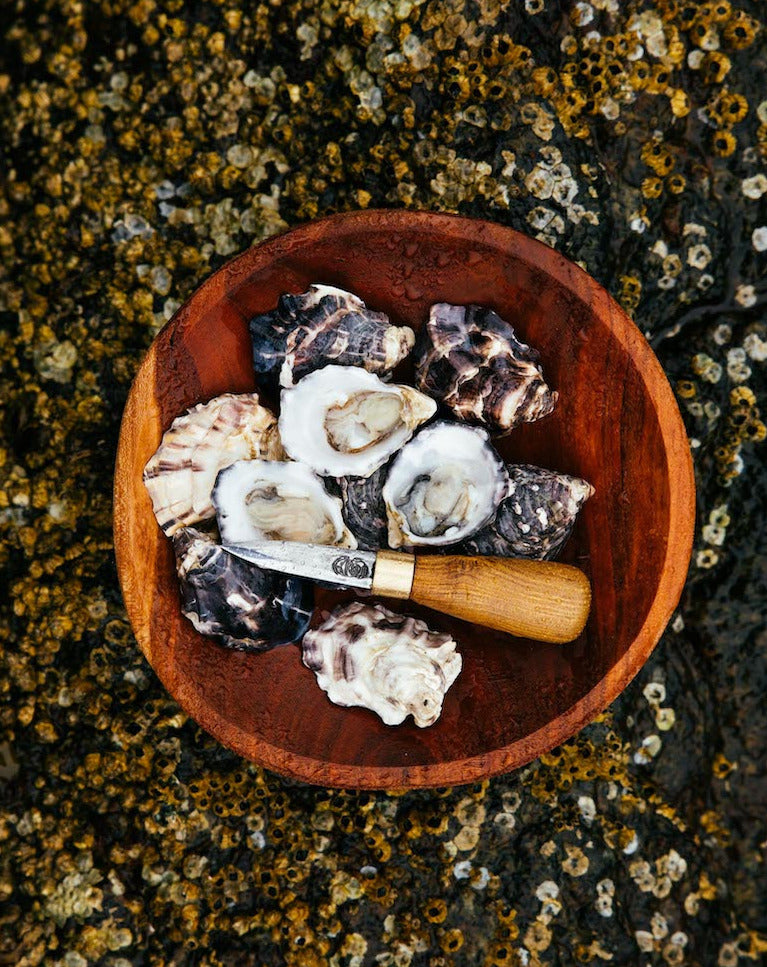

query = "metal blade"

[222,539,377,590]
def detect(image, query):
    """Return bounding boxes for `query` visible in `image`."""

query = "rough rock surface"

[1,2,766,965]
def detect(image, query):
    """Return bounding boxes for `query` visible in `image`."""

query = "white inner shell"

[279,365,437,477]
[382,422,509,547]
[212,459,356,547]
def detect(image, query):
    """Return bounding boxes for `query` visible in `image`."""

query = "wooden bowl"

[114,210,695,789]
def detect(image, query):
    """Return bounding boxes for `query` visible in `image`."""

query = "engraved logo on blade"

[332,556,371,580]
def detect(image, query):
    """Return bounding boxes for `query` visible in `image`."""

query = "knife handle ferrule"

[371,550,416,599]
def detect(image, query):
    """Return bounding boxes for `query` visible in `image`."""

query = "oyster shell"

[249,284,415,387]
[462,465,594,560]
[212,460,356,547]
[339,464,389,551]
[173,526,313,651]
[382,421,508,548]
[279,365,437,477]
[143,393,283,536]
[414,303,558,432]
[301,601,461,727]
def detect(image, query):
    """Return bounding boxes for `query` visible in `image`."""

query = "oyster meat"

[414,303,558,432]
[302,601,461,727]
[339,464,389,551]
[249,284,415,387]
[143,393,283,536]
[462,465,594,560]
[173,526,313,651]
[382,421,508,548]
[279,365,437,477]
[212,460,356,547]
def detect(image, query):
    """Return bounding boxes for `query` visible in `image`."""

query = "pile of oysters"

[143,285,593,728]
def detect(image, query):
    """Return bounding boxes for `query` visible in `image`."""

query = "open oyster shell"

[414,303,558,433]
[143,393,283,536]
[302,601,461,727]
[212,460,356,547]
[461,465,594,560]
[382,421,509,548]
[279,365,437,478]
[249,284,415,387]
[173,526,313,651]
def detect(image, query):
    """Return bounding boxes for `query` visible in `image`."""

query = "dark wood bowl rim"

[114,209,695,789]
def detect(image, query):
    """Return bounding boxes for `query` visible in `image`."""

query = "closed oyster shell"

[279,365,437,478]
[212,459,356,547]
[462,465,594,560]
[382,421,509,548]
[302,601,461,727]
[339,464,389,551]
[173,526,313,651]
[414,303,558,432]
[249,284,415,387]
[143,393,283,536]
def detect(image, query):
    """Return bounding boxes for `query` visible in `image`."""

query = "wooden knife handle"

[372,550,590,644]
[410,555,590,644]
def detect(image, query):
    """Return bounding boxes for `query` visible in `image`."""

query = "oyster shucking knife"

[223,540,591,644]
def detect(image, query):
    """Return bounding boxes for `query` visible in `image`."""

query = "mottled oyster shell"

[212,459,356,547]
[339,464,389,551]
[302,601,461,727]
[382,421,509,548]
[414,303,558,432]
[173,526,313,651]
[279,365,437,477]
[462,465,594,560]
[249,284,415,387]
[143,393,283,536]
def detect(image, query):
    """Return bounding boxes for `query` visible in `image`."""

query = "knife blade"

[222,539,592,645]
[223,539,378,590]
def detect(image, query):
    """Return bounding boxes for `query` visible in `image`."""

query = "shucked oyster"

[414,304,558,433]
[143,393,283,536]
[382,421,508,548]
[302,601,461,727]
[249,284,415,387]
[279,365,437,478]
[212,460,356,547]
[173,526,313,651]
[461,465,594,560]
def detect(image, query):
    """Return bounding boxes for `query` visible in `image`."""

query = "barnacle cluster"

[2,0,767,964]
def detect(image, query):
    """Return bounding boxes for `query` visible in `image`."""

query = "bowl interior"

[114,211,694,788]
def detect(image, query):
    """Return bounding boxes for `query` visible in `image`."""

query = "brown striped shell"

[143,393,284,536]
[414,303,558,433]
[249,284,415,387]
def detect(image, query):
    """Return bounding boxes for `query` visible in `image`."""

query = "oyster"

[302,601,461,727]
[279,365,437,477]
[249,284,415,387]
[382,421,508,548]
[462,465,594,560]
[339,464,389,551]
[414,303,558,432]
[143,393,283,536]
[173,526,313,651]
[212,460,356,547]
